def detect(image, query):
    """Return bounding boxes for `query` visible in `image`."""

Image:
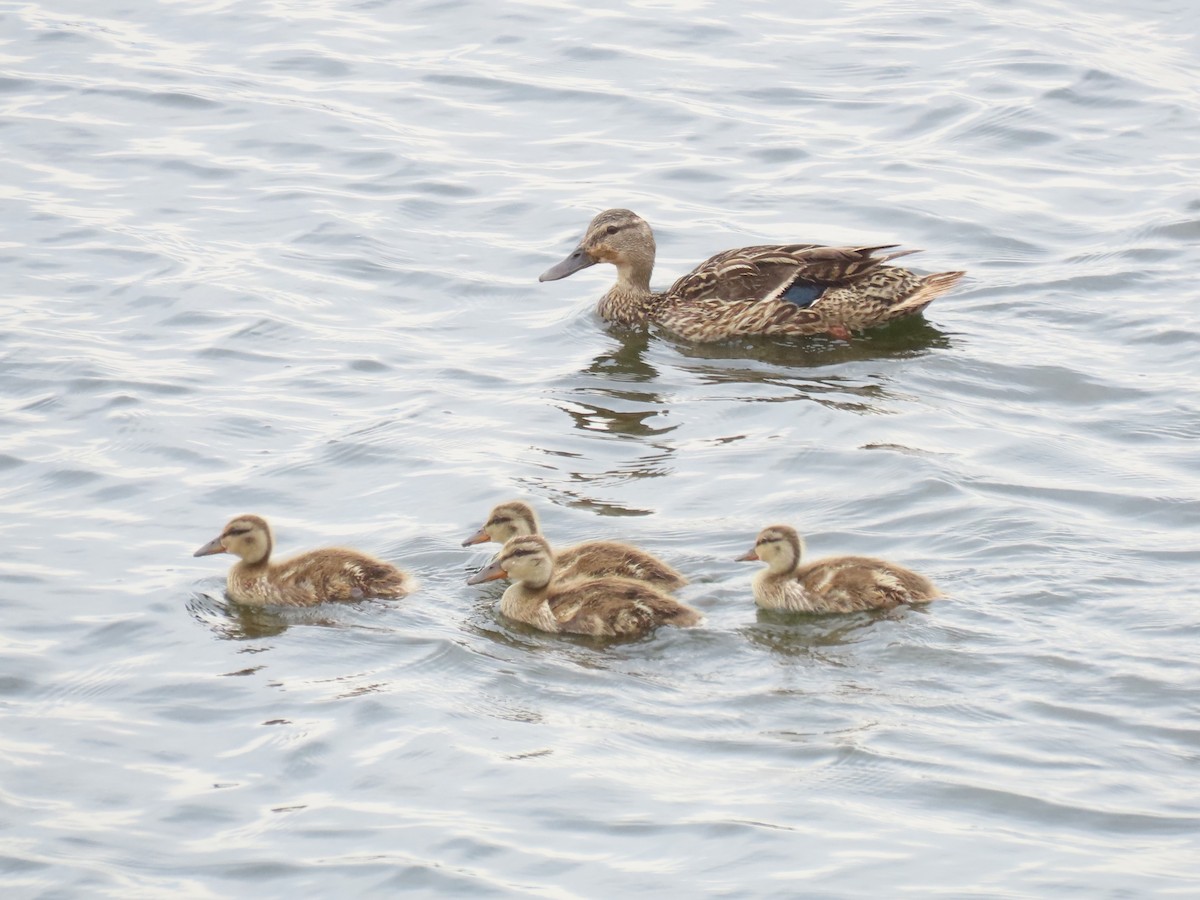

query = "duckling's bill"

[461,527,491,547]
[193,536,227,557]
[735,547,759,562]
[467,558,508,585]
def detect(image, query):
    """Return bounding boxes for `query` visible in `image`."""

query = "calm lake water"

[2,0,1199,895]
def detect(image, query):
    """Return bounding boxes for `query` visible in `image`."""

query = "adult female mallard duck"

[461,500,687,590]
[736,524,942,613]
[467,535,702,638]
[193,514,414,606]
[539,208,964,341]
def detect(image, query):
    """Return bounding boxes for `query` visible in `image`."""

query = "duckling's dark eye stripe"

[225,527,252,537]
[505,548,537,559]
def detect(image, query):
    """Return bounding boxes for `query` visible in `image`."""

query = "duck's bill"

[734,548,759,562]
[193,536,227,557]
[466,559,508,585]
[539,247,596,282]
[461,527,491,547]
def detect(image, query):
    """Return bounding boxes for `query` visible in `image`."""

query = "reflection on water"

[693,367,901,414]
[568,331,671,437]
[530,317,953,519]
[572,319,954,420]
[556,398,675,438]
[531,331,681,510]
[744,605,927,658]
[593,314,952,374]
[186,591,399,641]
[187,592,313,639]
[559,320,951,443]
[583,329,658,383]
[664,316,953,368]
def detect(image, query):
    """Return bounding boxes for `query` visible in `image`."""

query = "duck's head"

[466,535,554,590]
[461,500,539,547]
[736,525,805,576]
[194,514,273,565]
[539,208,656,284]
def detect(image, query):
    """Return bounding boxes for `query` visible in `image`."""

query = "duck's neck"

[599,275,662,326]
[754,568,816,612]
[227,558,271,601]
[767,556,800,578]
[233,558,270,578]
[500,583,559,632]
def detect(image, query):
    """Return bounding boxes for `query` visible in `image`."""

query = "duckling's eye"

[489,517,509,527]
[226,527,252,537]
[606,224,619,235]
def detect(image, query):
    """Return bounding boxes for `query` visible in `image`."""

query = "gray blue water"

[2,0,1199,895]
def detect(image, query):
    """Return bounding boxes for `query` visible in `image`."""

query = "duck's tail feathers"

[874,247,923,265]
[896,270,966,315]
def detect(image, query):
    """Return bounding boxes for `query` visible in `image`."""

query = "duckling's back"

[231,548,413,606]
[556,539,687,591]
[547,576,701,637]
[794,555,941,612]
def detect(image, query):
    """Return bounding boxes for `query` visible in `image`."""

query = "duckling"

[467,535,702,638]
[193,514,414,607]
[540,208,964,342]
[461,500,687,590]
[736,524,942,613]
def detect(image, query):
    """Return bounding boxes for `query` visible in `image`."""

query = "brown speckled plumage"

[461,500,687,590]
[737,524,942,613]
[539,209,964,342]
[467,535,701,638]
[193,514,414,607]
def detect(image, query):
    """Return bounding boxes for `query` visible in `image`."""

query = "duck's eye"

[489,517,508,527]
[606,224,619,235]
[226,527,251,538]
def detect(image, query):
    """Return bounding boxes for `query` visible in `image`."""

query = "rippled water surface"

[3,0,1199,895]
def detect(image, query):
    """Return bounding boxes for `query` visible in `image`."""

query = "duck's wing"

[280,549,412,602]
[557,540,688,590]
[547,578,700,637]
[668,244,920,310]
[798,556,937,611]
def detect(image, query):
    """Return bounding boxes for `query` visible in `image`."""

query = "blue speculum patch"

[780,280,825,308]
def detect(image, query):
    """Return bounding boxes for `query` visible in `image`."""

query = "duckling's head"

[466,535,554,590]
[539,209,656,285]
[193,514,273,566]
[736,525,805,576]
[461,500,539,547]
